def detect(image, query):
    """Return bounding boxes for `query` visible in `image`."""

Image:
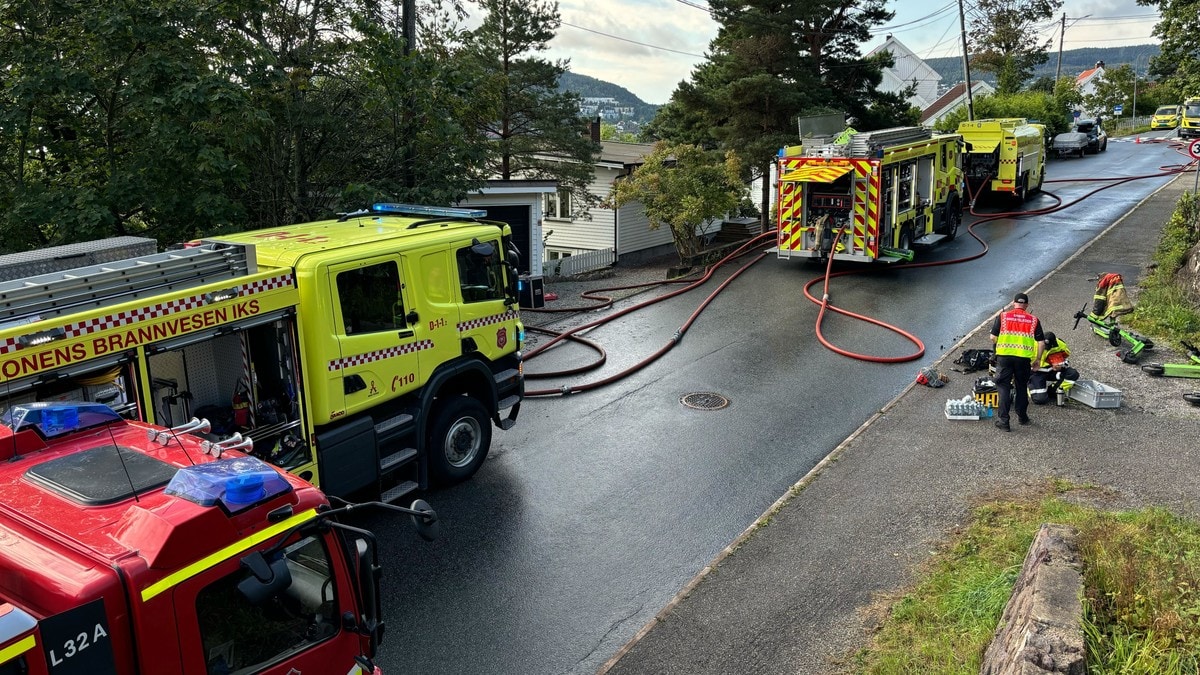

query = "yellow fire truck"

[775,126,965,263]
[0,203,524,503]
[955,118,1046,202]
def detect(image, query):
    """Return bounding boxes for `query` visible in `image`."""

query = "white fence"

[541,248,616,278]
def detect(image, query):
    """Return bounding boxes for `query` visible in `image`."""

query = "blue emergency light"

[371,203,487,218]
[1,402,123,439]
[164,456,293,513]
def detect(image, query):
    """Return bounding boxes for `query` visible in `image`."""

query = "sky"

[533,0,1162,105]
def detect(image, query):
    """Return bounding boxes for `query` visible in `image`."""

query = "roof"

[1076,67,1103,87]
[865,36,940,80]
[920,81,996,123]
[598,141,656,168]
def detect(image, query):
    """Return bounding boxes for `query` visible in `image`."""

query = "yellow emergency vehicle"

[956,118,1046,202]
[0,203,524,502]
[1181,97,1200,139]
[775,126,965,263]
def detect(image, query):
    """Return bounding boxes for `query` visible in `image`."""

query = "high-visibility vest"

[1039,342,1070,370]
[995,309,1038,359]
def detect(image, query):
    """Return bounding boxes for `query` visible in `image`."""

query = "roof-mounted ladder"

[0,243,254,327]
[847,127,933,156]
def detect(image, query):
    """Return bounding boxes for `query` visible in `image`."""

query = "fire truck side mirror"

[352,538,385,653]
[237,551,293,605]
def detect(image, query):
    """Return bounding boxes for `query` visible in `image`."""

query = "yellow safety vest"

[995,309,1038,359]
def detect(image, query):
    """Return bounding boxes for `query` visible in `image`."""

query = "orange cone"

[1135,136,1141,144]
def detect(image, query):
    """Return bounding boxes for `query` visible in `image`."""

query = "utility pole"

[1055,12,1065,82]
[403,0,416,55]
[958,0,974,120]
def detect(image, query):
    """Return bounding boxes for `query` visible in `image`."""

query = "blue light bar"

[1,402,122,439]
[164,456,293,513]
[371,203,486,218]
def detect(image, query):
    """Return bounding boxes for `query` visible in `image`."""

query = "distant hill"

[558,71,661,124]
[925,45,1160,86]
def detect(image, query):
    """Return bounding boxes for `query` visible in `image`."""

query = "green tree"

[600,122,637,143]
[933,79,1081,136]
[968,0,1062,95]
[649,0,907,227]
[0,0,253,250]
[1085,65,1136,119]
[462,0,597,209]
[1139,0,1200,100]
[606,143,742,263]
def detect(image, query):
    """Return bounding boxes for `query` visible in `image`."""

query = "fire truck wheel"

[428,396,491,485]
[899,226,913,252]
[940,196,961,242]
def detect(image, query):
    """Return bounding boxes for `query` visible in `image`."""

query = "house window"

[546,250,573,261]
[543,189,574,220]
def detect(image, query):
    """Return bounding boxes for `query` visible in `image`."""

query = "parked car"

[1151,105,1181,129]
[1075,119,1107,154]
[1052,129,1089,158]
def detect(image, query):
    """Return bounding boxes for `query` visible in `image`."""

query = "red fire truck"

[0,400,435,674]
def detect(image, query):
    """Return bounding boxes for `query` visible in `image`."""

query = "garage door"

[480,205,532,275]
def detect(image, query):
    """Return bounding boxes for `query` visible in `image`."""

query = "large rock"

[980,524,1085,675]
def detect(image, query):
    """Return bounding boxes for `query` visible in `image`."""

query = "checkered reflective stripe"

[0,272,295,355]
[328,339,433,372]
[457,310,518,333]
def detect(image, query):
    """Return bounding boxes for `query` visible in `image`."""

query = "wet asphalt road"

[366,132,1186,675]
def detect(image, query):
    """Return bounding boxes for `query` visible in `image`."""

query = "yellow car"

[1151,105,1181,129]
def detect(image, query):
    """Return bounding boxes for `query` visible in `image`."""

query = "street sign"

[1113,104,1124,115]
[1190,139,1200,160]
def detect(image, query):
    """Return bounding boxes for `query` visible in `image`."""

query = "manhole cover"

[680,392,730,411]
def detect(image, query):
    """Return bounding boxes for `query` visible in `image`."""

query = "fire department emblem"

[497,327,507,349]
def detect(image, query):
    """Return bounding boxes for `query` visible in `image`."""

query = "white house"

[1074,61,1106,116]
[541,140,679,265]
[865,35,942,111]
[920,81,997,128]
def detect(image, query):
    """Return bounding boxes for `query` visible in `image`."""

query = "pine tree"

[463,0,597,209]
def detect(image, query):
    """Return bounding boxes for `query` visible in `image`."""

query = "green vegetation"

[848,486,1200,674]
[1129,192,1200,345]
[933,78,1082,136]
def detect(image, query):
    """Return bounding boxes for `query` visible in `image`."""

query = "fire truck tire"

[1031,166,1045,194]
[428,396,491,485]
[899,226,913,253]
[940,196,961,242]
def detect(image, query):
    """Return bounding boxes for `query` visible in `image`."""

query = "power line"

[559,20,706,58]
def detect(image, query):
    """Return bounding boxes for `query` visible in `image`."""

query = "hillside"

[925,44,1160,86]
[558,71,660,124]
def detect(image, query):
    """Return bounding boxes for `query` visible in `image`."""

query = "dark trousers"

[1030,367,1081,404]
[995,355,1031,423]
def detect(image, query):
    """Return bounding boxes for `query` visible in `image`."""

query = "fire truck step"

[380,448,417,473]
[494,368,520,383]
[498,395,520,410]
[381,481,419,504]
[374,413,414,437]
[913,233,947,246]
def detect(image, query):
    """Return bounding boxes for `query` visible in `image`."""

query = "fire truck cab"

[775,127,965,263]
[0,401,426,674]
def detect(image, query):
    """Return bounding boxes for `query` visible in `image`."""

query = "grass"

[846,483,1200,674]
[1128,191,1200,347]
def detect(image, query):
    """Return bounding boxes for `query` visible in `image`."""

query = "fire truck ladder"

[846,126,932,156]
[0,244,254,327]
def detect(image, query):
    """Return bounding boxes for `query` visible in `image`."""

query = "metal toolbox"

[1066,379,1122,409]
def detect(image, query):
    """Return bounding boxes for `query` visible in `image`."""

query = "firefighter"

[989,292,1046,432]
[1029,332,1079,405]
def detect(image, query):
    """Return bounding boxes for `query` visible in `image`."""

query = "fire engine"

[955,118,1047,202]
[775,126,965,263]
[1181,97,1200,139]
[0,400,436,674]
[0,203,525,503]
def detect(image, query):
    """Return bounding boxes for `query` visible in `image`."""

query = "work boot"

[994,419,1010,432]
[1018,415,1031,425]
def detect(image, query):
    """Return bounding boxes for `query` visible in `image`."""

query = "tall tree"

[0,0,253,250]
[968,0,1062,95]
[463,0,597,207]
[1139,0,1200,100]
[649,0,906,227]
